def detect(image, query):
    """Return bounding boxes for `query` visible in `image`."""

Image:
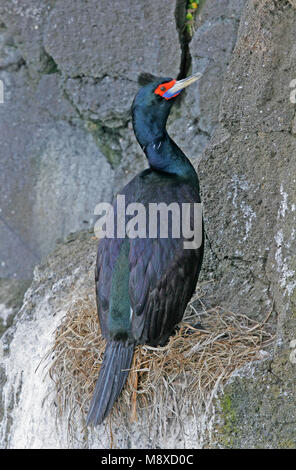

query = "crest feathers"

[138,72,158,86]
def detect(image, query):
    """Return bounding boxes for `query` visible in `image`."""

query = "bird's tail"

[86,340,134,426]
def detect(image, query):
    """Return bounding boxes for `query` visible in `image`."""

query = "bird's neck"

[145,133,197,182]
[133,113,197,181]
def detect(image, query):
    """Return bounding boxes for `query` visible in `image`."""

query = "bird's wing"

[129,235,203,345]
[95,236,124,338]
[95,173,203,345]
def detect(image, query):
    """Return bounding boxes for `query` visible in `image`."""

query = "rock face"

[0,22,113,279]
[198,0,296,326]
[0,232,98,448]
[0,279,31,337]
[170,0,245,160]
[0,0,181,279]
[0,0,295,449]
[198,0,296,447]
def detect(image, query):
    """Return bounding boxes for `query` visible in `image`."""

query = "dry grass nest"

[45,283,274,435]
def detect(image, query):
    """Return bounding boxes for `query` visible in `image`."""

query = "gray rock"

[0,0,245,279]
[198,0,296,321]
[43,0,181,79]
[0,231,97,448]
[63,76,135,126]
[0,279,31,337]
[210,354,296,448]
[0,60,113,277]
[169,0,244,163]
[197,0,296,448]
[0,0,184,279]
[0,1,55,74]
[44,0,181,126]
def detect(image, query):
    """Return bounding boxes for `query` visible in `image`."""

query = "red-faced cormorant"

[87,72,204,426]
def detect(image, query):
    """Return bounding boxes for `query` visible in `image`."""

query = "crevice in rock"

[85,119,124,168]
[61,87,84,120]
[174,0,192,80]
[195,123,211,139]
[39,47,59,75]
[261,253,275,314]
[61,80,126,168]
[0,22,27,73]
[204,230,222,263]
[0,55,26,73]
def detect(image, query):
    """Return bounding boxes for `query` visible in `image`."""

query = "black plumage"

[87,73,204,426]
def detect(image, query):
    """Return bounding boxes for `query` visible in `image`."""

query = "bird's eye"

[160,86,166,91]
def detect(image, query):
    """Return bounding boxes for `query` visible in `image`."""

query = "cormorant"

[87,72,204,426]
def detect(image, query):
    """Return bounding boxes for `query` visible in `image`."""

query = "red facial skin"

[154,80,180,100]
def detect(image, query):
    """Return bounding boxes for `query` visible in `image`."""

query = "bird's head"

[132,72,202,148]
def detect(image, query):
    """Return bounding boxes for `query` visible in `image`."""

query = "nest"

[46,284,274,443]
